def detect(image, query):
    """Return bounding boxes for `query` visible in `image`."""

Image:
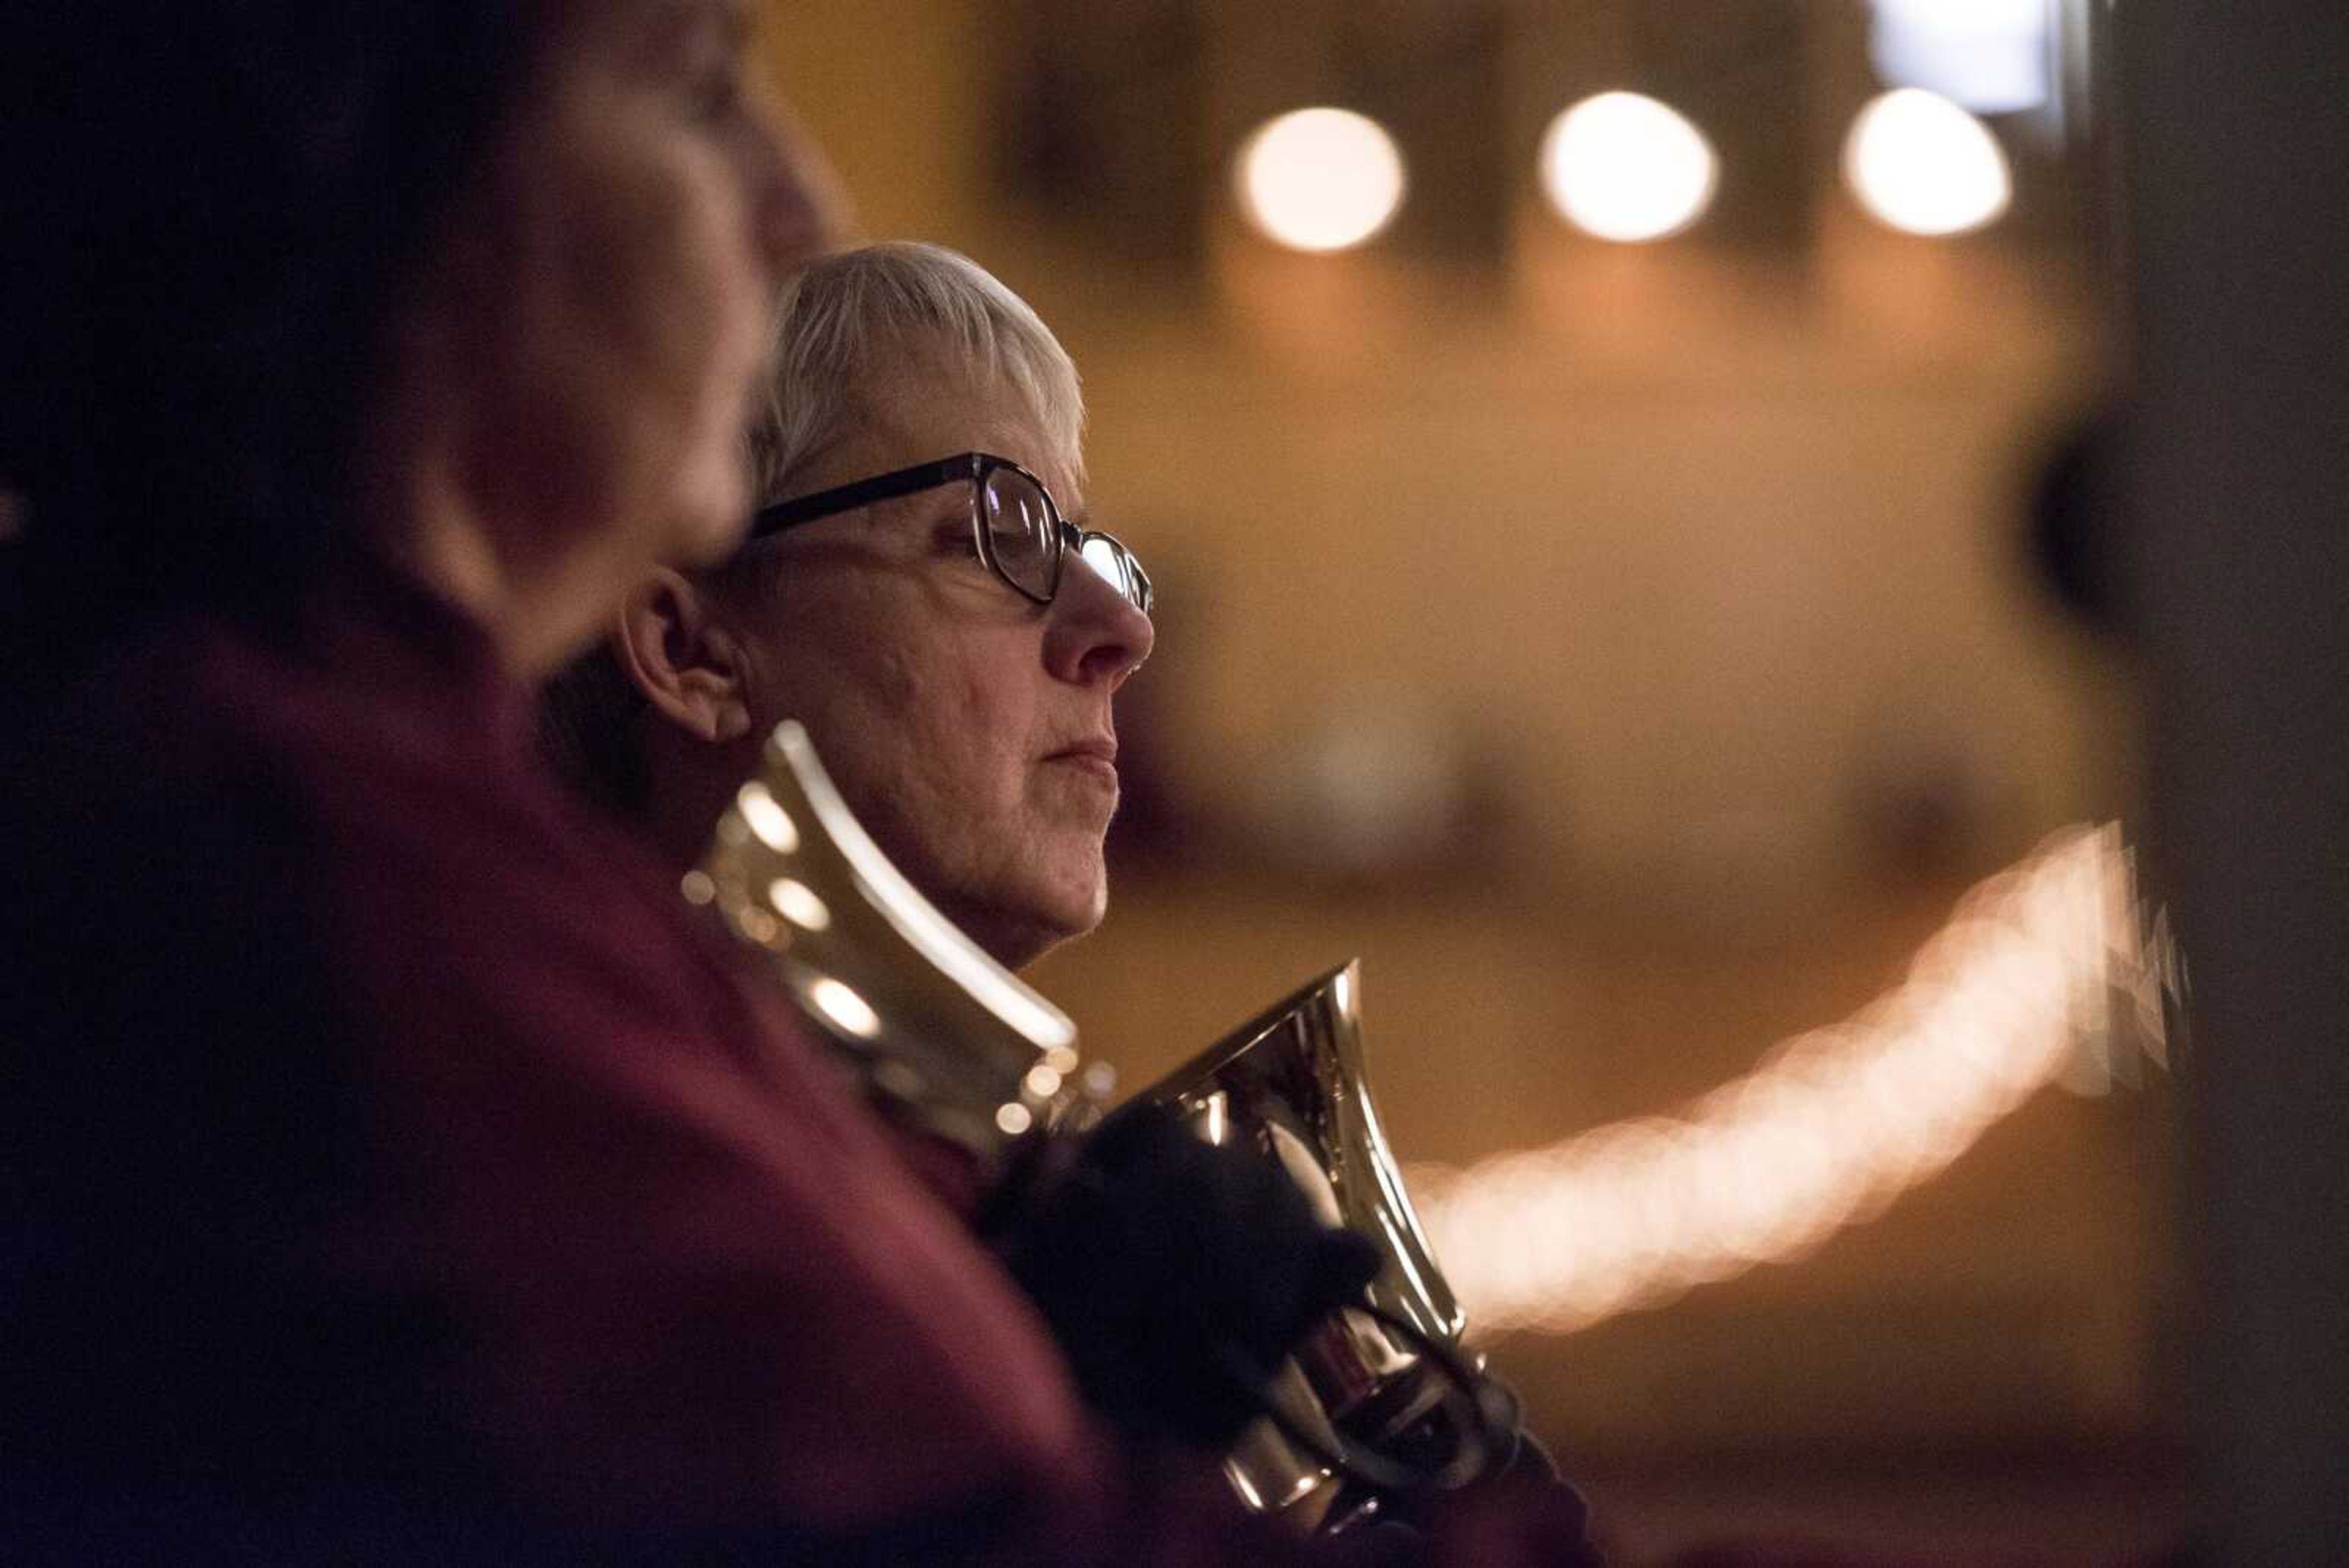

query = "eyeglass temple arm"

[749,455,980,538]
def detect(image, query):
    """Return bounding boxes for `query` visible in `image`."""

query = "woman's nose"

[1044,565,1155,688]
[744,100,847,279]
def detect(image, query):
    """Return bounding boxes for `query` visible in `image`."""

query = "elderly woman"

[544,243,1596,1562]
[0,10,1412,1560]
[549,240,1153,971]
[543,239,1350,1430]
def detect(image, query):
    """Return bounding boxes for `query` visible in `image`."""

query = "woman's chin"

[962,897,1099,974]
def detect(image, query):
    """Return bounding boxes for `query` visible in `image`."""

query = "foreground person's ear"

[610,568,755,744]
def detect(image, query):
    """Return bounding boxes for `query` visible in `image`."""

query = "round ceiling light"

[1539,91,1719,243]
[1842,87,2013,237]
[1234,106,1408,254]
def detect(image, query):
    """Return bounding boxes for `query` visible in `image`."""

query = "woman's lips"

[1044,740,1119,786]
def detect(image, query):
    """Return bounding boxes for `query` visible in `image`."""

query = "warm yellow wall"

[760,3,2176,1544]
[765,7,2136,916]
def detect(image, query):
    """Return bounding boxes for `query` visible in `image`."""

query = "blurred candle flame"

[1409,823,2174,1336]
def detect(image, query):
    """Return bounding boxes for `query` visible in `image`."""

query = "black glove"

[1411,1378,1605,1567]
[989,1099,1381,1449]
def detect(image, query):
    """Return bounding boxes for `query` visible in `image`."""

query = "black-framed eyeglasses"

[749,451,1153,615]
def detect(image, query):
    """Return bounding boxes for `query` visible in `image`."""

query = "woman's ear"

[610,568,755,744]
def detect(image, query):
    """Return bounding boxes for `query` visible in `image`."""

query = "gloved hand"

[988,1099,1381,1449]
[1418,1380,1605,1567]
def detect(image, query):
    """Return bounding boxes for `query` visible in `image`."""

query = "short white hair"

[751,242,1084,503]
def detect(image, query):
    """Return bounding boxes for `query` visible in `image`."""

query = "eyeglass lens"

[1077,535,1148,611]
[978,463,1151,612]
[979,467,1059,602]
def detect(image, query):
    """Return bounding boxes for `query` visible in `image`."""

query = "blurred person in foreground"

[540,240,1598,1559]
[0,6,1390,1564]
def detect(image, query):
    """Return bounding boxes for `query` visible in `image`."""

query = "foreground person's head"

[547,243,1156,968]
[3,0,827,678]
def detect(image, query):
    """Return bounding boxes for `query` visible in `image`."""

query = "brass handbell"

[1141,964,1511,1534]
[689,721,1090,1178]
[694,723,1506,1531]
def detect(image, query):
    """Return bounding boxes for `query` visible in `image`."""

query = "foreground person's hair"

[0,2,543,658]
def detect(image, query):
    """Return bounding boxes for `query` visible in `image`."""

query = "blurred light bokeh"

[1843,89,2014,237]
[1235,107,1410,253]
[762,2,2178,1559]
[1540,92,1720,243]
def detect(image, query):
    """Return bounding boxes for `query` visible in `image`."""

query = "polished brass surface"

[1143,962,1502,1533]
[696,726,1496,1529]
[692,721,1085,1172]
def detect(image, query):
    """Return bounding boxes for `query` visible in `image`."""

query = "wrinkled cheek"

[1039,830,1112,936]
[1019,782,1112,891]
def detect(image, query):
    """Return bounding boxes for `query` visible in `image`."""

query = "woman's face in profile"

[432,0,829,616]
[738,356,1156,969]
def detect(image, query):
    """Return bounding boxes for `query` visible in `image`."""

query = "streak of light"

[1408,824,2170,1336]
